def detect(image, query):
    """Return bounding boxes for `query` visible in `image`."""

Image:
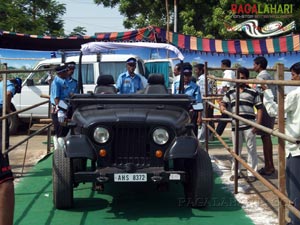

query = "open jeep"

[52,42,213,209]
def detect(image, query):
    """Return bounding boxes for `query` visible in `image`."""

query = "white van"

[11,54,145,133]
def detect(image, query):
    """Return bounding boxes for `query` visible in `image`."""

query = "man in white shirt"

[219,59,235,94]
[262,62,300,225]
[216,59,235,136]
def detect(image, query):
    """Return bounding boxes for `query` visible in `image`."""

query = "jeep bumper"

[73,167,186,184]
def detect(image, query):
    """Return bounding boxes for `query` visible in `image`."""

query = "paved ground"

[8,124,51,182]
[208,127,283,225]
[8,124,285,225]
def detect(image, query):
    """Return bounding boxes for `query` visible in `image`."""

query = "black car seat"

[94,75,117,94]
[143,73,168,94]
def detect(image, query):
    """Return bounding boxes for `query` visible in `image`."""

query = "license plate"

[169,173,181,180]
[114,173,147,182]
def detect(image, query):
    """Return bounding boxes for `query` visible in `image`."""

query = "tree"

[69,26,87,37]
[0,0,66,36]
[94,0,300,39]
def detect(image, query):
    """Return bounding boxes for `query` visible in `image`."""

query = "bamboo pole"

[204,62,209,152]
[208,75,300,86]
[165,0,170,43]
[202,118,231,122]
[277,64,286,225]
[0,57,45,61]
[5,123,52,154]
[0,68,52,74]
[1,66,7,154]
[207,101,300,144]
[202,96,223,100]
[0,100,49,121]
[234,70,240,194]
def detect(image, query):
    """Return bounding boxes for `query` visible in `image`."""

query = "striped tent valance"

[1,26,299,55]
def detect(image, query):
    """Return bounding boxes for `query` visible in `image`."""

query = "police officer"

[50,63,78,142]
[173,62,203,137]
[116,57,146,94]
[65,61,78,97]
[0,77,22,225]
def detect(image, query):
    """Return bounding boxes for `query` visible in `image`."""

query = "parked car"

[10,54,145,134]
[52,42,213,209]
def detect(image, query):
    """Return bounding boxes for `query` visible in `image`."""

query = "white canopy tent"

[80,42,185,61]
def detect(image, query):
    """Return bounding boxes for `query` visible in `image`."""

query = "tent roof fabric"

[0,27,156,51]
[81,42,184,60]
[0,26,299,55]
[153,27,300,55]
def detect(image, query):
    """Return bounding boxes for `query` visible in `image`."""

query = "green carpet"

[14,155,255,225]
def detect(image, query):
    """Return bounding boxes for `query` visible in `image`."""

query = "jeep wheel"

[52,148,73,209]
[184,149,213,208]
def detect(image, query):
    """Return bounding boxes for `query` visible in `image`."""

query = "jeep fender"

[65,135,97,160]
[164,136,200,160]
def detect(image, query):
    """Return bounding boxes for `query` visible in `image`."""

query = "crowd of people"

[1,56,300,225]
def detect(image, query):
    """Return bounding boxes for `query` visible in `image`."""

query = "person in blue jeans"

[173,62,203,137]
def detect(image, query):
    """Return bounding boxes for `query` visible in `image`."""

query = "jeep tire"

[52,148,73,209]
[184,149,213,208]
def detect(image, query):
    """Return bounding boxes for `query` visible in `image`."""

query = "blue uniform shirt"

[116,72,144,94]
[50,76,78,105]
[174,80,203,110]
[66,77,78,96]
[0,80,16,106]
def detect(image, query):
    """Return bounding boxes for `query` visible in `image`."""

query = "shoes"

[246,176,257,182]
[258,167,275,176]
[229,175,241,181]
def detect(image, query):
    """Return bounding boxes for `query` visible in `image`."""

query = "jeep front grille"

[113,125,150,166]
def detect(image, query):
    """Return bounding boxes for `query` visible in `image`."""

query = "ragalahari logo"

[227,4,295,38]
[231,3,293,16]
[227,20,295,38]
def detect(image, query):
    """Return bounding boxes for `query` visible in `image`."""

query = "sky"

[58,0,126,35]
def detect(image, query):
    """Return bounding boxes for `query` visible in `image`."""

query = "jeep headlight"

[93,127,109,144]
[152,128,169,145]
